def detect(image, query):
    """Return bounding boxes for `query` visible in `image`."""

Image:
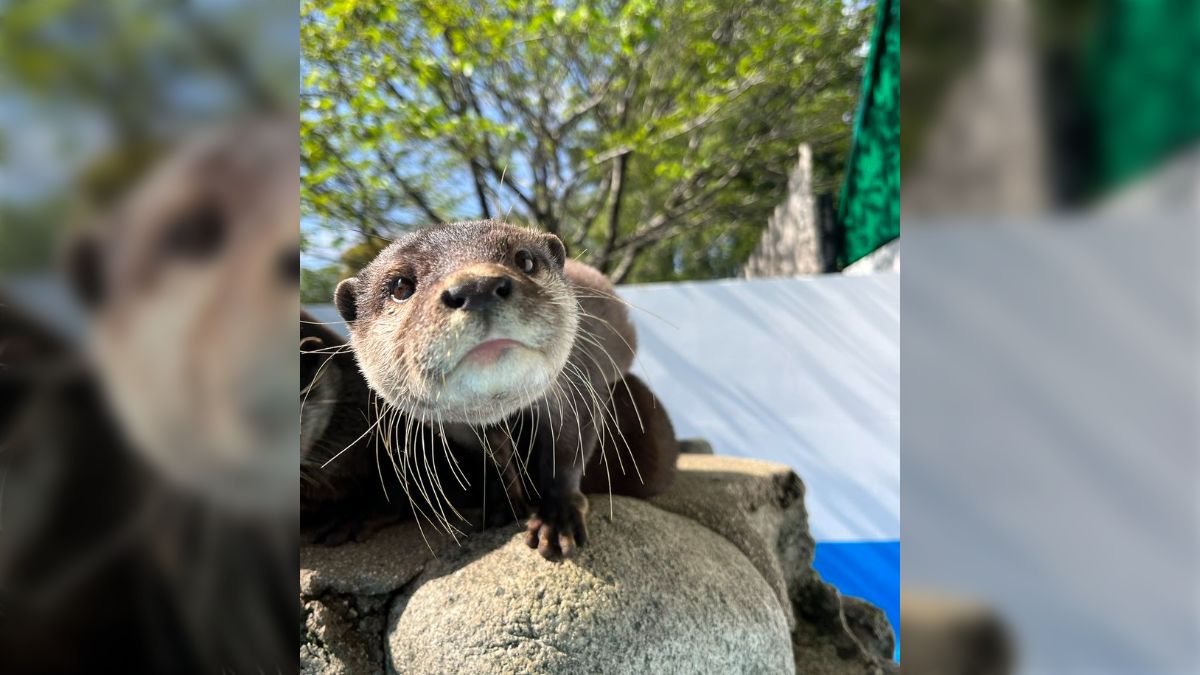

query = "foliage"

[300,262,343,309]
[301,0,871,286]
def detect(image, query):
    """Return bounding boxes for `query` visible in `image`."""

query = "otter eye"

[515,249,536,274]
[390,276,416,302]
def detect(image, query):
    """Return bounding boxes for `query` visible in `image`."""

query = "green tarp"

[837,0,900,267]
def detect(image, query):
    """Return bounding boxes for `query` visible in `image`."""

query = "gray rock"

[386,496,793,674]
[302,595,389,675]
[677,438,714,454]
[300,523,458,674]
[652,454,896,674]
[841,596,897,663]
[300,522,451,597]
[652,454,810,629]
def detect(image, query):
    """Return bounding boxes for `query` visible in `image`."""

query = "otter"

[302,309,542,542]
[333,219,678,558]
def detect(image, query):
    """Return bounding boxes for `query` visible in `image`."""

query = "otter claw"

[525,493,589,560]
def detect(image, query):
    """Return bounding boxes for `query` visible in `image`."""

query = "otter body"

[333,220,677,558]
[301,310,380,527]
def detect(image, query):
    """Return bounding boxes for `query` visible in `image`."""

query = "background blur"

[902,0,1199,673]
[1,0,297,269]
[1,1,299,672]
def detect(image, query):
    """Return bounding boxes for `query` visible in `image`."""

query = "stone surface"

[300,524,458,674]
[300,454,898,674]
[842,595,898,662]
[302,595,390,675]
[300,522,450,597]
[745,143,831,277]
[653,454,896,674]
[652,454,810,629]
[387,497,792,674]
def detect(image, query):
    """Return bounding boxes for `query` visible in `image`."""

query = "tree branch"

[323,62,446,224]
[610,244,640,284]
[373,146,447,224]
[598,151,630,271]
[469,161,492,219]
[571,166,614,249]
[590,74,766,166]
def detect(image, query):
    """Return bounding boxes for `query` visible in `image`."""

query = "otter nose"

[441,275,513,311]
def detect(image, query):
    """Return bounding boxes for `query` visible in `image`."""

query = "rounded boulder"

[387,496,793,674]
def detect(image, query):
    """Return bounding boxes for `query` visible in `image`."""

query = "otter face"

[335,221,576,426]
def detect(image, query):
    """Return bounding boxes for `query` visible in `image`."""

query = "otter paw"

[524,492,589,559]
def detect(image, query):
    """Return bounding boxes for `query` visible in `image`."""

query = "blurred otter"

[0,119,298,674]
[333,219,679,559]
[301,310,370,514]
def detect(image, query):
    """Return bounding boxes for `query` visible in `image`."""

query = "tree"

[301,0,870,284]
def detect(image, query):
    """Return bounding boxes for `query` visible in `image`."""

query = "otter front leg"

[525,399,598,559]
[480,426,530,529]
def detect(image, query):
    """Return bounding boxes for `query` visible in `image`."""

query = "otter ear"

[543,233,567,270]
[63,231,105,310]
[334,278,359,322]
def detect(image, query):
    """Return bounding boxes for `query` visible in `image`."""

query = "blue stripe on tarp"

[812,540,900,660]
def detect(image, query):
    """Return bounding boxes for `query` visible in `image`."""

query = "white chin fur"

[434,350,555,424]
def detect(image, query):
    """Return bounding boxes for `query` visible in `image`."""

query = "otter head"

[335,220,576,426]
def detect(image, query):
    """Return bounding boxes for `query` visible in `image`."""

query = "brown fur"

[300,311,380,527]
[581,374,679,499]
[66,118,300,510]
